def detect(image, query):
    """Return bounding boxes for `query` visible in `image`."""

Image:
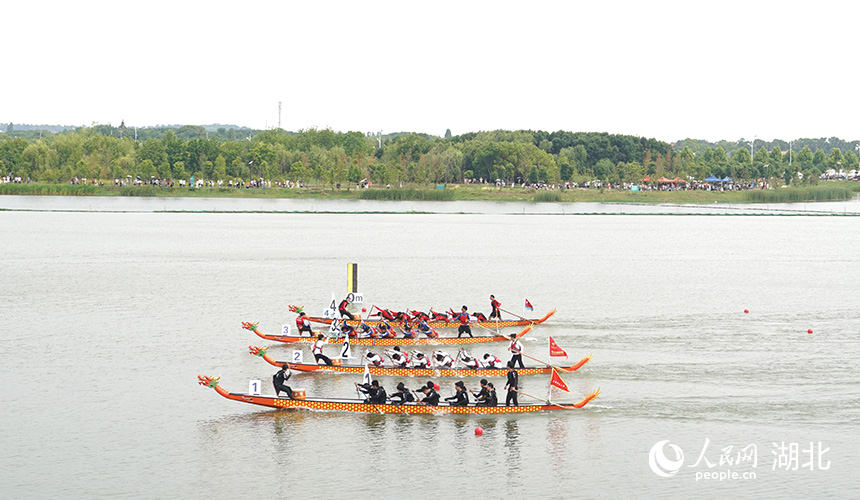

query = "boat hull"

[222,391,578,414]
[246,324,533,346]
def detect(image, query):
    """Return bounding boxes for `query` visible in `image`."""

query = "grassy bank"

[1,181,858,204]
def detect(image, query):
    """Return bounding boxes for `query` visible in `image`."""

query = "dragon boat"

[242,322,533,346]
[248,345,593,377]
[306,308,556,329]
[198,375,600,415]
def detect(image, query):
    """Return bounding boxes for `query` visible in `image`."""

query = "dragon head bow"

[197,375,221,389]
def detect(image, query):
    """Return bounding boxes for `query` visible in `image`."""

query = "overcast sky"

[3,1,858,143]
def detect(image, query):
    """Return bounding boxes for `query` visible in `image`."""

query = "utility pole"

[278,101,282,130]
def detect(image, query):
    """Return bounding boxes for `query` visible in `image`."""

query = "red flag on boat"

[524,299,534,311]
[549,337,568,358]
[550,368,570,392]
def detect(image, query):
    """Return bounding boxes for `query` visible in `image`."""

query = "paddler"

[489,294,502,320]
[377,320,396,339]
[385,348,408,368]
[482,353,504,369]
[504,361,519,406]
[355,379,387,404]
[357,320,375,338]
[389,382,415,403]
[295,312,313,337]
[411,351,431,368]
[443,380,469,406]
[365,350,385,367]
[472,379,498,406]
[456,305,472,338]
[338,295,354,320]
[417,320,438,338]
[340,321,356,338]
[508,333,525,368]
[400,320,416,338]
[272,363,293,399]
[312,334,334,365]
[432,349,454,369]
[458,349,480,370]
[416,381,440,406]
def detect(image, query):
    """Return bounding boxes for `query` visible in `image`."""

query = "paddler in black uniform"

[338,295,354,320]
[504,361,519,406]
[472,379,489,404]
[389,382,415,403]
[444,381,469,406]
[416,381,440,406]
[272,363,293,398]
[355,380,387,404]
[483,383,498,407]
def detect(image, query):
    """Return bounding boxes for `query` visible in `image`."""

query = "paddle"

[512,388,575,410]
[499,307,529,321]
[520,352,575,373]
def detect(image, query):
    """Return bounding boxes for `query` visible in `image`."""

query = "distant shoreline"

[1,181,858,205]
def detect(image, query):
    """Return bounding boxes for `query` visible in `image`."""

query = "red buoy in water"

[475,426,483,436]
[362,308,367,312]
[744,309,749,314]
[808,329,813,334]
[434,383,440,390]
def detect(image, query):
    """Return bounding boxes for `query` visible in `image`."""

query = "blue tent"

[721,177,733,183]
[704,176,721,182]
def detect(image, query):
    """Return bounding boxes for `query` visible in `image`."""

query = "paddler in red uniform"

[296,312,313,337]
[338,295,354,320]
[489,295,502,320]
[456,306,472,338]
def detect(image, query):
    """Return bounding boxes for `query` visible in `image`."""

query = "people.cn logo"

[649,440,685,477]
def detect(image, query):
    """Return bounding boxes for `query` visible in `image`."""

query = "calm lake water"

[1,197,858,499]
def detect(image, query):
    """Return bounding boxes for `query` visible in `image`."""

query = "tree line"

[2,123,857,187]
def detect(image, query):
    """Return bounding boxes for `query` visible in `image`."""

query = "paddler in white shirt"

[411,351,431,368]
[432,349,454,369]
[365,350,385,367]
[312,334,333,365]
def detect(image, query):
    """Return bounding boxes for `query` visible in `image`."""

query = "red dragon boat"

[307,308,556,329]
[248,345,593,377]
[242,322,534,346]
[198,375,600,415]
